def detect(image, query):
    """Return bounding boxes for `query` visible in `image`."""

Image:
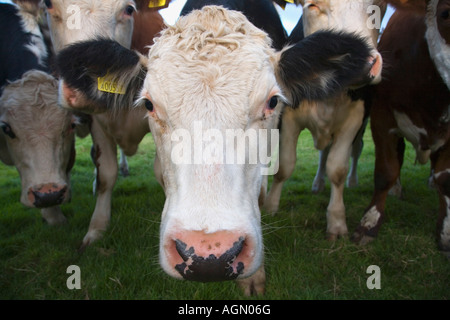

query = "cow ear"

[276,30,372,107]
[56,39,148,113]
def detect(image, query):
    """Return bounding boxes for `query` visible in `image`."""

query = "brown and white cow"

[0,70,77,225]
[55,5,378,293]
[353,0,450,252]
[264,0,386,240]
[39,0,169,248]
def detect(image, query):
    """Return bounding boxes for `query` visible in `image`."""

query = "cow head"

[55,6,377,282]
[43,0,137,52]
[297,0,386,85]
[0,71,77,209]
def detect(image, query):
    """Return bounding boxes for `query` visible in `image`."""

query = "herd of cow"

[0,0,448,295]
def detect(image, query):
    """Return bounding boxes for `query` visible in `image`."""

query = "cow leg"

[347,117,368,188]
[81,119,118,249]
[40,206,67,225]
[312,146,329,194]
[264,108,302,214]
[325,105,365,240]
[353,117,404,245]
[431,144,450,252]
[119,148,129,177]
[236,264,265,296]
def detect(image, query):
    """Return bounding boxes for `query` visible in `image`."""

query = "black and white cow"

[55,4,378,294]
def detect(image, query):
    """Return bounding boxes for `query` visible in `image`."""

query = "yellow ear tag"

[278,0,294,10]
[97,75,126,95]
[148,0,167,8]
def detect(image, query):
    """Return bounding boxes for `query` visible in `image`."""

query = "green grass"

[0,124,448,300]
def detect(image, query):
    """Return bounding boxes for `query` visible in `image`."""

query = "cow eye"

[124,5,136,16]
[44,0,53,9]
[144,99,154,112]
[441,10,449,20]
[1,122,16,139]
[268,96,279,110]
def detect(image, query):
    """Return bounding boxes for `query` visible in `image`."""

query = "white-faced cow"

[38,0,170,249]
[353,0,450,253]
[55,4,378,294]
[0,70,78,225]
[264,0,385,241]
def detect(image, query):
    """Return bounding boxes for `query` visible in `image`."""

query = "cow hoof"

[236,267,266,296]
[351,229,375,245]
[311,179,325,194]
[346,176,358,188]
[263,202,279,216]
[438,238,450,254]
[119,166,129,177]
[40,207,67,226]
[79,229,104,251]
[326,232,348,241]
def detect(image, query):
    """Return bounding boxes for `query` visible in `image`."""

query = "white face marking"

[45,0,135,52]
[301,0,386,46]
[426,0,450,89]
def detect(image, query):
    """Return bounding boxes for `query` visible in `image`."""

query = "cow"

[353,0,450,253]
[38,0,170,249]
[54,4,379,294]
[0,2,76,224]
[0,70,78,225]
[264,0,386,241]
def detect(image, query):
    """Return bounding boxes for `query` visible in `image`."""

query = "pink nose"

[165,231,253,282]
[27,183,68,208]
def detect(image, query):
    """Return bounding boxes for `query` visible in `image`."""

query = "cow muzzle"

[163,231,257,282]
[27,183,69,208]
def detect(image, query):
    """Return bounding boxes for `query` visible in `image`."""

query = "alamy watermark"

[66,265,81,290]
[366,265,381,289]
[170,121,279,175]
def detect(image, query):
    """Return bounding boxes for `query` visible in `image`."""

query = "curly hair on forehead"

[0,70,59,112]
[153,5,273,61]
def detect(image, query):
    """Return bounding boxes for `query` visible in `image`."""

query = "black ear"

[56,38,147,112]
[277,30,372,107]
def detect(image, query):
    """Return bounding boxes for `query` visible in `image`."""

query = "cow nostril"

[173,236,246,282]
[175,239,195,261]
[32,185,68,208]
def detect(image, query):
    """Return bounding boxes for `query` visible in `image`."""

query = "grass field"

[0,124,449,300]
